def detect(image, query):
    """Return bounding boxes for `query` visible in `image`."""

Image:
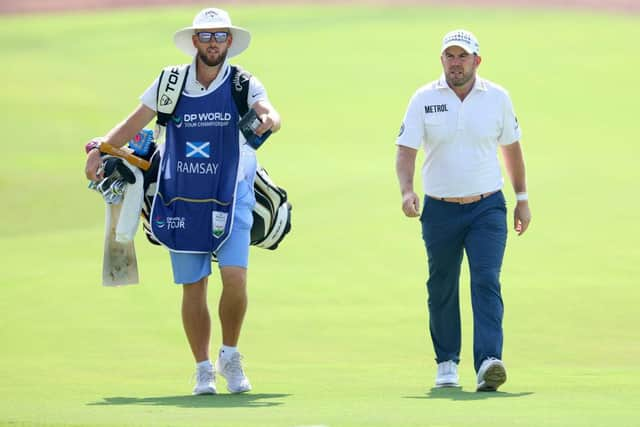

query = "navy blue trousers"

[420,191,507,372]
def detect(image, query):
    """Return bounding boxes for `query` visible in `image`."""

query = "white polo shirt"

[140,58,270,181]
[396,75,521,198]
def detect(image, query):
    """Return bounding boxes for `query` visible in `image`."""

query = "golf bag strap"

[156,64,189,126]
[155,64,251,127]
[230,65,251,117]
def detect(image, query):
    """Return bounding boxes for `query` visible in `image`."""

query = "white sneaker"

[215,352,252,393]
[476,357,507,392]
[192,366,217,395]
[435,360,459,388]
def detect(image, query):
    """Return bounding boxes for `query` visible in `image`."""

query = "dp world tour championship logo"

[155,216,186,230]
[172,115,183,128]
[154,216,166,229]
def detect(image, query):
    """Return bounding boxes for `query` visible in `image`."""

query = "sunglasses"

[196,31,230,44]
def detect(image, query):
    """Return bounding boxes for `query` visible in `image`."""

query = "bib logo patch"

[186,141,210,159]
[155,216,185,230]
[212,212,228,238]
[154,216,165,229]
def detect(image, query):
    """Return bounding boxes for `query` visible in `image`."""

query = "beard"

[198,47,228,67]
[446,67,475,87]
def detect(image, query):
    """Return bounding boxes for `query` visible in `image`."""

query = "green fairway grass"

[1,4,639,427]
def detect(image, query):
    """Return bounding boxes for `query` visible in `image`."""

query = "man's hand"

[514,200,531,235]
[396,146,419,218]
[255,112,275,136]
[84,104,157,182]
[402,191,421,217]
[85,146,103,182]
[252,100,281,136]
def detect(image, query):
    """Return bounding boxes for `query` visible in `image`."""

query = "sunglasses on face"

[196,31,230,43]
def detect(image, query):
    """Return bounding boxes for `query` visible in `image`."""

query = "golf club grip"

[99,142,151,171]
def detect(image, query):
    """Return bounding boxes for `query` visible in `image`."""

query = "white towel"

[115,160,144,243]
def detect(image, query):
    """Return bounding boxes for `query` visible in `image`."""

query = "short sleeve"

[498,92,521,145]
[396,92,424,150]
[139,77,160,112]
[248,76,270,108]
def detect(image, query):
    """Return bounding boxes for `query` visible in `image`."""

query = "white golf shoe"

[476,357,507,392]
[192,366,217,395]
[435,360,460,388]
[215,352,252,393]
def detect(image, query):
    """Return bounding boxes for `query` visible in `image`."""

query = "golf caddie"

[84,7,281,395]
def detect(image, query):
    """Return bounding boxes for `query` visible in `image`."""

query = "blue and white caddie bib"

[151,78,240,253]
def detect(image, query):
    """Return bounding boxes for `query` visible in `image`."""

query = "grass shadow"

[88,393,290,408]
[404,387,534,401]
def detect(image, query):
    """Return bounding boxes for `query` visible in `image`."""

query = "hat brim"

[174,25,251,58]
[441,41,477,55]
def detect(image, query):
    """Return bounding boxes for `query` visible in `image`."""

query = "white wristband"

[516,192,528,201]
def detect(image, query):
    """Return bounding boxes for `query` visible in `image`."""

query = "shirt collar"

[436,74,488,92]
[186,56,231,93]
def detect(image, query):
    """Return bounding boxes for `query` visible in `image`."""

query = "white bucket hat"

[173,8,251,58]
[441,29,480,55]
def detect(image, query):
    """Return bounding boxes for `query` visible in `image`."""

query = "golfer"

[395,29,531,391]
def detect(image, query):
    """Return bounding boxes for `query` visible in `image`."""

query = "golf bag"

[140,64,291,253]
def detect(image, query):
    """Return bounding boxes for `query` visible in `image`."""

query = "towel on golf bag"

[89,155,144,243]
[115,160,143,243]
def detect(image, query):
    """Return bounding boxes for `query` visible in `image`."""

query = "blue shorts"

[169,155,257,284]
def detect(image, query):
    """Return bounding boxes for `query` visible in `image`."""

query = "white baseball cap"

[173,8,251,58]
[441,29,480,55]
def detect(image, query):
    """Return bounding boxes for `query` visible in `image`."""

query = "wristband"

[85,138,104,154]
[516,192,528,201]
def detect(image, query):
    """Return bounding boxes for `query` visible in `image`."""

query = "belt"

[428,190,499,205]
